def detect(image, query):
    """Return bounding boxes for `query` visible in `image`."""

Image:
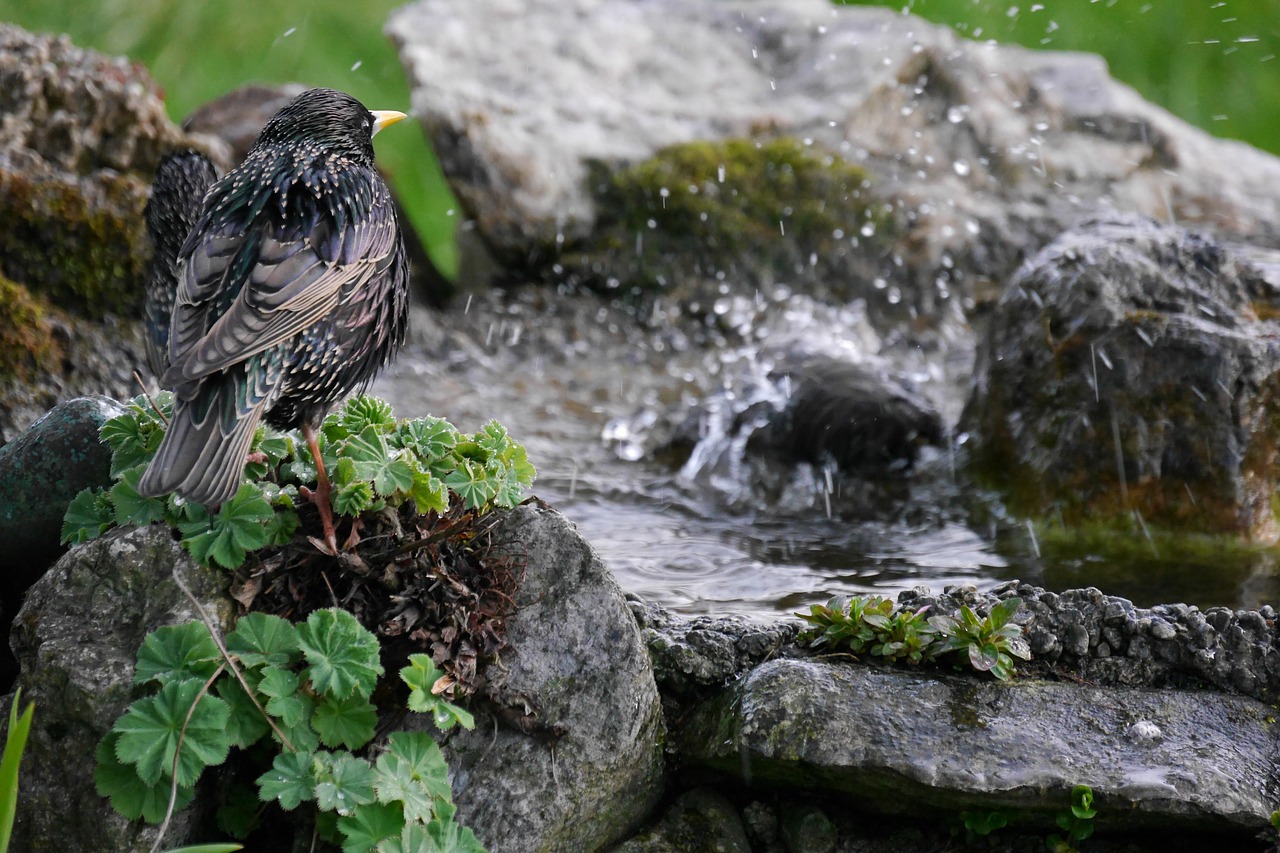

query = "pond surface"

[372,291,1280,619]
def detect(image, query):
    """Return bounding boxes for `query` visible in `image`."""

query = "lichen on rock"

[0,158,151,317]
[0,272,60,383]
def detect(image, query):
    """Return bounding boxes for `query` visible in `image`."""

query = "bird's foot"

[300,484,341,555]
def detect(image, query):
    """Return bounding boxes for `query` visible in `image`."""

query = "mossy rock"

[0,273,61,383]
[561,137,894,306]
[0,163,150,319]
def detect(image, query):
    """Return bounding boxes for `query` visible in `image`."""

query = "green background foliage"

[835,0,1280,158]
[5,0,1279,287]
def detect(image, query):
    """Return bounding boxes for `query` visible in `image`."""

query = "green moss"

[566,137,893,302]
[0,273,61,383]
[1028,520,1274,565]
[0,167,150,318]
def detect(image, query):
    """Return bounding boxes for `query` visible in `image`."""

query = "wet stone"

[964,216,1280,539]
[678,659,1274,835]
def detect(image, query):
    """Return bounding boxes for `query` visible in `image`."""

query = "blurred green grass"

[4,0,460,278]
[838,0,1280,155]
[5,1,1279,286]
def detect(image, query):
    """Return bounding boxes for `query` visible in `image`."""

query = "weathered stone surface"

[962,216,1280,538]
[632,596,798,698]
[0,396,123,595]
[9,525,235,852]
[388,0,1280,323]
[901,581,1280,702]
[678,658,1275,835]
[0,25,212,438]
[416,502,666,852]
[6,501,664,852]
[611,787,751,853]
[0,23,199,315]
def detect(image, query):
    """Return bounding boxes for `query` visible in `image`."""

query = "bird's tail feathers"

[137,386,267,507]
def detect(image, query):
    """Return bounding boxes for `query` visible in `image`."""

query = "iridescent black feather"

[139,88,410,506]
[144,150,218,376]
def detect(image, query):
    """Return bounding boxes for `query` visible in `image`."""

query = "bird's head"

[252,87,407,163]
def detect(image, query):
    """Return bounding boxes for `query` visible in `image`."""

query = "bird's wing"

[163,184,399,386]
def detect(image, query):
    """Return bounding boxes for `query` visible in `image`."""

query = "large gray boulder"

[0,396,123,592]
[0,24,195,316]
[9,525,234,852]
[0,395,124,688]
[8,501,665,853]
[388,0,1280,323]
[677,657,1274,836]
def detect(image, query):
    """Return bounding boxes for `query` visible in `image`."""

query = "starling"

[138,88,411,552]
[144,149,219,377]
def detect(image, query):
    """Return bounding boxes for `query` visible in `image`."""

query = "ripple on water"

[372,294,1273,618]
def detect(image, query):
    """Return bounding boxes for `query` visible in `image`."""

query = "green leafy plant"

[957,809,1008,845]
[798,595,1032,680]
[96,610,484,852]
[60,393,536,569]
[798,595,942,665]
[0,689,34,853]
[798,595,907,656]
[928,598,1030,682]
[1047,785,1097,852]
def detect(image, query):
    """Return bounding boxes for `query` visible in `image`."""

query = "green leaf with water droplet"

[313,751,377,816]
[112,678,231,787]
[257,750,316,811]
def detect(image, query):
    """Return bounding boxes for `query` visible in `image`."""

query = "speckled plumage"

[144,149,218,377]
[138,88,410,506]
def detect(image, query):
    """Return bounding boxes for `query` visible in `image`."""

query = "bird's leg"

[303,423,340,555]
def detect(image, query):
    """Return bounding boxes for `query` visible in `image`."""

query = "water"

[372,289,1280,619]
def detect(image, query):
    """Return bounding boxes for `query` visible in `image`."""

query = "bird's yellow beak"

[371,110,408,137]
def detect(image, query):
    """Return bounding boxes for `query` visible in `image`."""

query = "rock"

[632,597,798,699]
[778,803,835,853]
[0,395,123,689]
[610,787,751,853]
[962,216,1280,539]
[0,396,123,592]
[7,500,664,852]
[0,23,199,316]
[8,525,235,852]
[388,0,1280,325]
[417,502,666,852]
[899,582,1280,701]
[748,357,943,473]
[0,25,213,437]
[678,658,1273,836]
